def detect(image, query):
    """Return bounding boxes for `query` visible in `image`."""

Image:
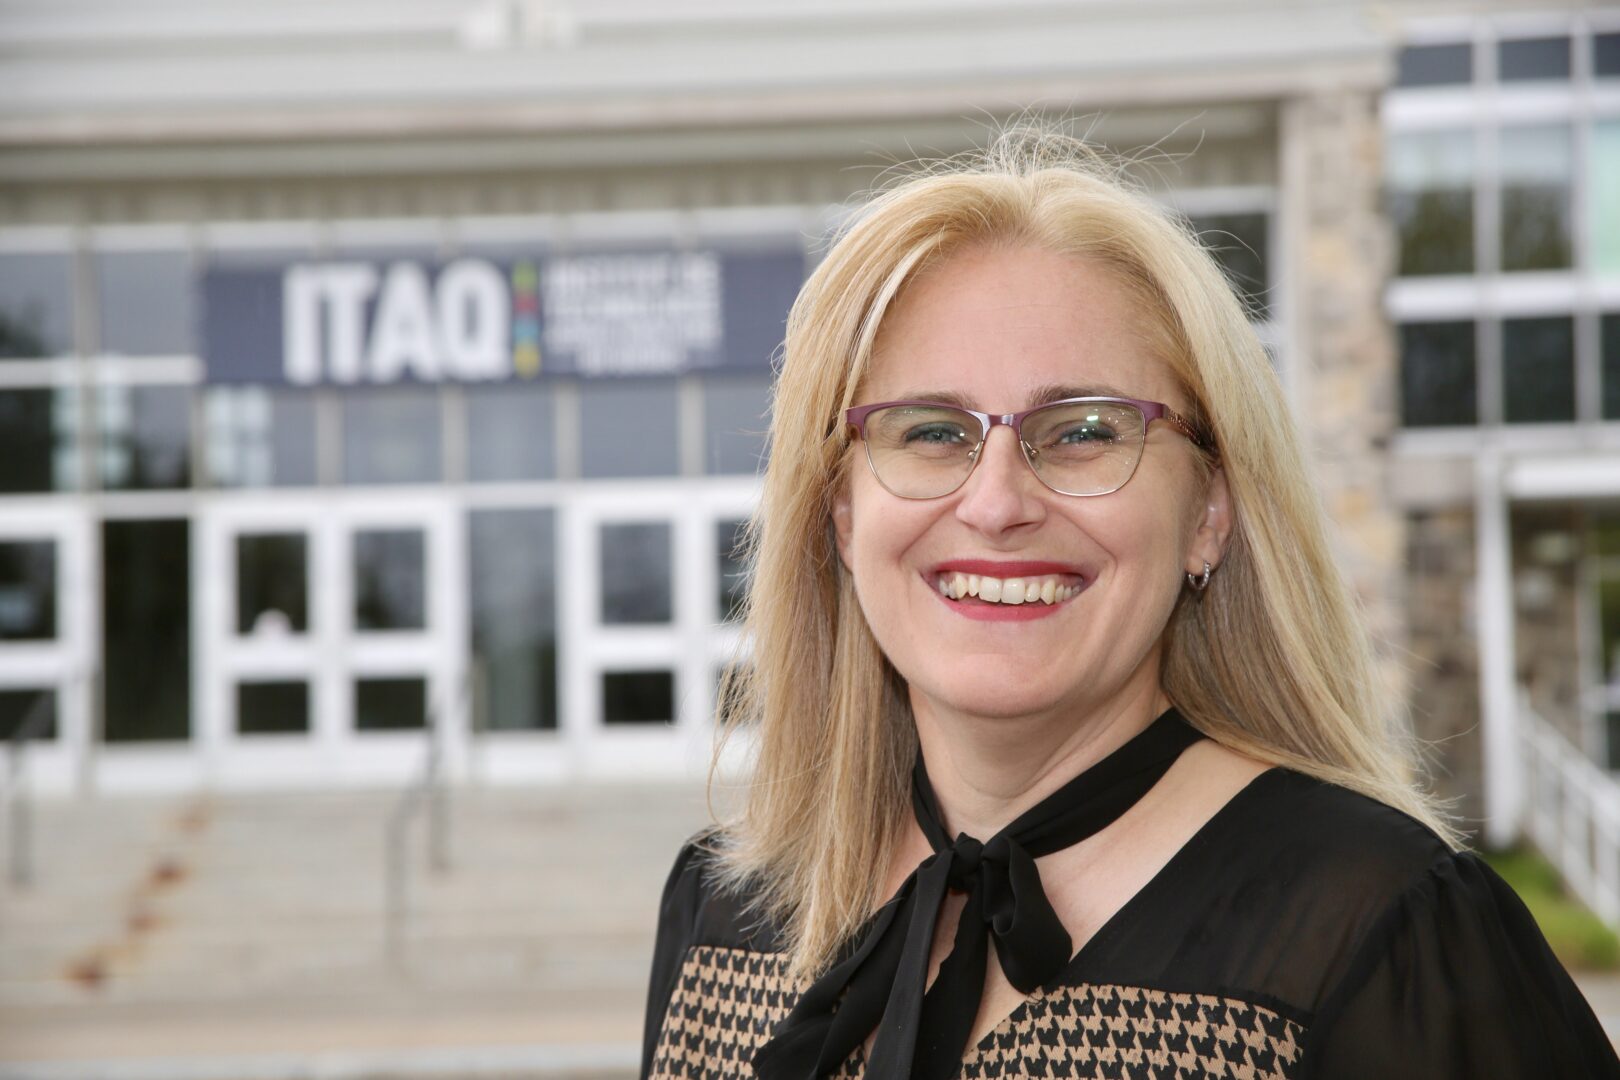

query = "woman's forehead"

[862,246,1179,410]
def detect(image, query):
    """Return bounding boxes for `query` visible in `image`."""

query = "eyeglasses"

[844,396,1212,500]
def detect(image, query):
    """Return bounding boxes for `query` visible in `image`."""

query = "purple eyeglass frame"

[843,395,1213,499]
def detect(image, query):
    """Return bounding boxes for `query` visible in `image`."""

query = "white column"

[1477,449,1520,847]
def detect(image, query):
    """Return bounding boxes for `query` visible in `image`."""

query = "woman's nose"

[952,425,1047,535]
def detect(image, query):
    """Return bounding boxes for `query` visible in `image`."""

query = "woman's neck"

[909,675,1173,843]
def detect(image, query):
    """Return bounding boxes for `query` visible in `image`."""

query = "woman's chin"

[910,681,1077,726]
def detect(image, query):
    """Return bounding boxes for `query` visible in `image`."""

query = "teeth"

[936,572,1081,607]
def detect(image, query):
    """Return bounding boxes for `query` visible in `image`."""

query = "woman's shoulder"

[1110,764,1470,1008]
[1241,771,1620,1076]
[652,827,789,956]
[1218,764,1460,899]
[1132,763,1609,1069]
[642,830,797,1077]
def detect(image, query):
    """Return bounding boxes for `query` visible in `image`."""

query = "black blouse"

[641,767,1620,1079]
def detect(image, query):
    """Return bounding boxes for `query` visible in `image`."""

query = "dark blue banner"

[200,248,804,385]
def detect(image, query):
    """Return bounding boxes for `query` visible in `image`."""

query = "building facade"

[1384,11,1620,835]
[0,2,1612,843]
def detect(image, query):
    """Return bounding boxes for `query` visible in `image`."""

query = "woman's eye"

[904,424,967,445]
[1056,424,1116,444]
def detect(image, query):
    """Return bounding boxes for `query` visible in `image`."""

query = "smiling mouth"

[934,572,1084,606]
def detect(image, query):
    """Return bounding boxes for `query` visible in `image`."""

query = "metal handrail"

[383,672,468,970]
[1519,698,1620,926]
[5,689,62,890]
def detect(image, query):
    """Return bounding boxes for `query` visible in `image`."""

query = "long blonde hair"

[711,130,1459,980]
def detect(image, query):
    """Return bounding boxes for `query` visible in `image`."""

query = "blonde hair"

[711,130,1459,980]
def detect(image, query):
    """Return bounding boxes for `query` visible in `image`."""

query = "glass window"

[1190,213,1271,319]
[98,384,192,490]
[236,533,308,636]
[355,677,426,731]
[1602,314,1620,421]
[1498,36,1571,81]
[0,540,55,641]
[600,521,672,625]
[1594,122,1620,276]
[1399,321,1477,427]
[1501,316,1575,424]
[1600,518,1620,557]
[0,388,79,493]
[1600,575,1620,686]
[717,519,749,623]
[466,384,556,482]
[0,253,73,358]
[204,387,318,488]
[1598,32,1620,77]
[103,519,190,742]
[1387,131,1475,276]
[704,375,772,475]
[0,688,56,741]
[579,378,679,479]
[1500,126,1573,272]
[97,250,194,356]
[353,529,426,631]
[602,670,674,725]
[343,388,440,485]
[1395,43,1473,87]
[237,681,309,735]
[469,508,557,731]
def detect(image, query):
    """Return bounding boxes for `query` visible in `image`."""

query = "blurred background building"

[0,0,1617,1075]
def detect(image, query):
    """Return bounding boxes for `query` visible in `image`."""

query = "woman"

[640,133,1619,1079]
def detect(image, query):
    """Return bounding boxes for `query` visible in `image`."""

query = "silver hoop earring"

[1186,561,1212,593]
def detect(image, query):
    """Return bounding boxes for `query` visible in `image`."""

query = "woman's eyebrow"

[891,389,976,409]
[889,384,1137,410]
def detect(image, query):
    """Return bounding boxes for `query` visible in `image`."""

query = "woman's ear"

[831,482,854,572]
[1186,466,1234,576]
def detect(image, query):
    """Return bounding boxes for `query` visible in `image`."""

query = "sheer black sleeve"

[640,836,710,1079]
[1300,850,1619,1078]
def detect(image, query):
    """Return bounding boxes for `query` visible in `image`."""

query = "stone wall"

[1291,90,1412,723]
[1404,507,1484,832]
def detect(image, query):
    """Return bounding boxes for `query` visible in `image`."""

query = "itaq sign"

[200,248,804,384]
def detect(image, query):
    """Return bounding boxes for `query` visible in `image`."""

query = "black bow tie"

[752,708,1205,1080]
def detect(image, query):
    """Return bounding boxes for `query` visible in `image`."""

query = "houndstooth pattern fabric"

[648,946,1304,1079]
[957,983,1303,1079]
[648,945,863,1079]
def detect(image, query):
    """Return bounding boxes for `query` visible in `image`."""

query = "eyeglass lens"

[863,401,1147,498]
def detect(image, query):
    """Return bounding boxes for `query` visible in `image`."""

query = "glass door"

[0,504,91,792]
[340,496,466,781]
[564,480,756,776]
[198,494,463,786]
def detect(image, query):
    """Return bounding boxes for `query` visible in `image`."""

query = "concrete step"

[0,781,713,1037]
